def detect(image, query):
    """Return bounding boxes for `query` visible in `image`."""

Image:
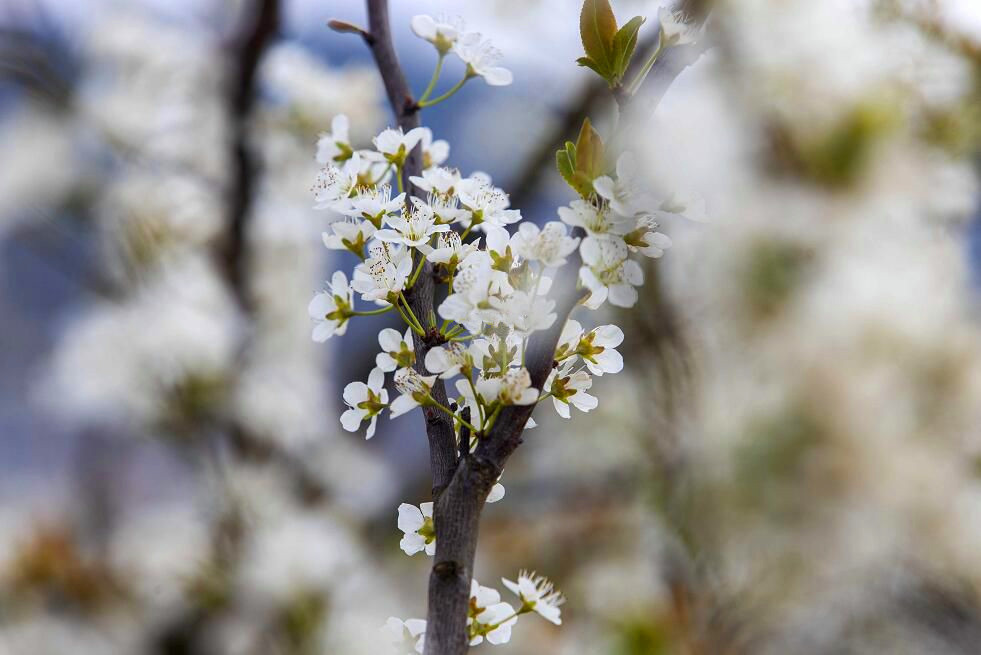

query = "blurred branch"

[218,0,279,313]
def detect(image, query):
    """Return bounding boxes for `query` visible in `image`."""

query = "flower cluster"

[307,11,692,651]
[386,572,564,649]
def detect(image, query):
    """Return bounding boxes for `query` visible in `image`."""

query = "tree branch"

[359,0,458,498]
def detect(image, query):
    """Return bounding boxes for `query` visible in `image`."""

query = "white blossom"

[592,152,649,218]
[426,231,479,268]
[382,616,427,654]
[453,32,513,86]
[312,152,361,211]
[626,215,673,259]
[579,236,644,309]
[372,126,427,165]
[315,114,352,164]
[409,166,461,197]
[546,361,598,419]
[437,255,503,333]
[491,290,556,337]
[502,571,564,625]
[558,198,633,237]
[376,327,415,372]
[509,221,581,268]
[352,242,413,303]
[390,368,437,418]
[337,183,404,225]
[410,14,464,54]
[420,127,450,169]
[340,367,388,439]
[374,201,449,249]
[397,502,436,556]
[456,177,521,230]
[476,367,539,406]
[468,580,518,645]
[308,271,353,342]
[424,342,473,379]
[321,218,375,255]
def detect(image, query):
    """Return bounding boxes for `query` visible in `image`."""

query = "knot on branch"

[433,560,461,580]
[423,328,448,348]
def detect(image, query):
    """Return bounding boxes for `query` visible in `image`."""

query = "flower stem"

[408,251,427,289]
[418,54,445,103]
[428,397,479,434]
[352,305,395,317]
[418,75,469,108]
[626,38,665,96]
[399,292,427,331]
[395,163,405,194]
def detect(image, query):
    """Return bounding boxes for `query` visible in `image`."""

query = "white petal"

[410,14,437,40]
[368,366,386,391]
[340,408,363,432]
[389,394,419,418]
[397,503,424,532]
[378,328,403,352]
[342,381,369,406]
[487,483,505,503]
[481,66,513,86]
[400,533,427,555]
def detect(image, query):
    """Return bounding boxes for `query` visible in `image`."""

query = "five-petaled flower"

[307,271,353,342]
[315,114,353,164]
[502,571,564,625]
[398,502,436,556]
[468,580,518,645]
[340,367,388,439]
[383,616,427,654]
[376,327,416,372]
[453,32,513,86]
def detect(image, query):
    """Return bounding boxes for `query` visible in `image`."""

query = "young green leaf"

[575,117,606,180]
[580,0,618,81]
[613,16,645,79]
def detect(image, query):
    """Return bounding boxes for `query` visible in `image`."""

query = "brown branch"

[219,0,280,313]
[360,0,458,498]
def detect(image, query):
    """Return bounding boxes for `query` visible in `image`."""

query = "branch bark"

[362,0,458,498]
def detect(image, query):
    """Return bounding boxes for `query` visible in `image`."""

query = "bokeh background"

[1,0,980,653]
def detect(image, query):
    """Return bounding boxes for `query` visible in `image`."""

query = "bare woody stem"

[352,1,707,652]
[361,0,457,500]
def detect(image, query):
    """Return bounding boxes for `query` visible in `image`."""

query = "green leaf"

[575,117,606,180]
[556,148,576,190]
[580,0,618,80]
[613,16,645,79]
[576,56,606,78]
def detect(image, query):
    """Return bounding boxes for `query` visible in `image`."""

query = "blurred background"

[1,0,980,653]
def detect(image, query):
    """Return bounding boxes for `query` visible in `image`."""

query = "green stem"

[465,376,486,427]
[418,74,469,108]
[395,300,425,336]
[428,397,479,434]
[352,305,395,317]
[418,54,445,103]
[482,404,502,433]
[408,251,427,289]
[626,38,665,96]
[399,292,426,331]
[449,334,475,342]
[395,163,404,194]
